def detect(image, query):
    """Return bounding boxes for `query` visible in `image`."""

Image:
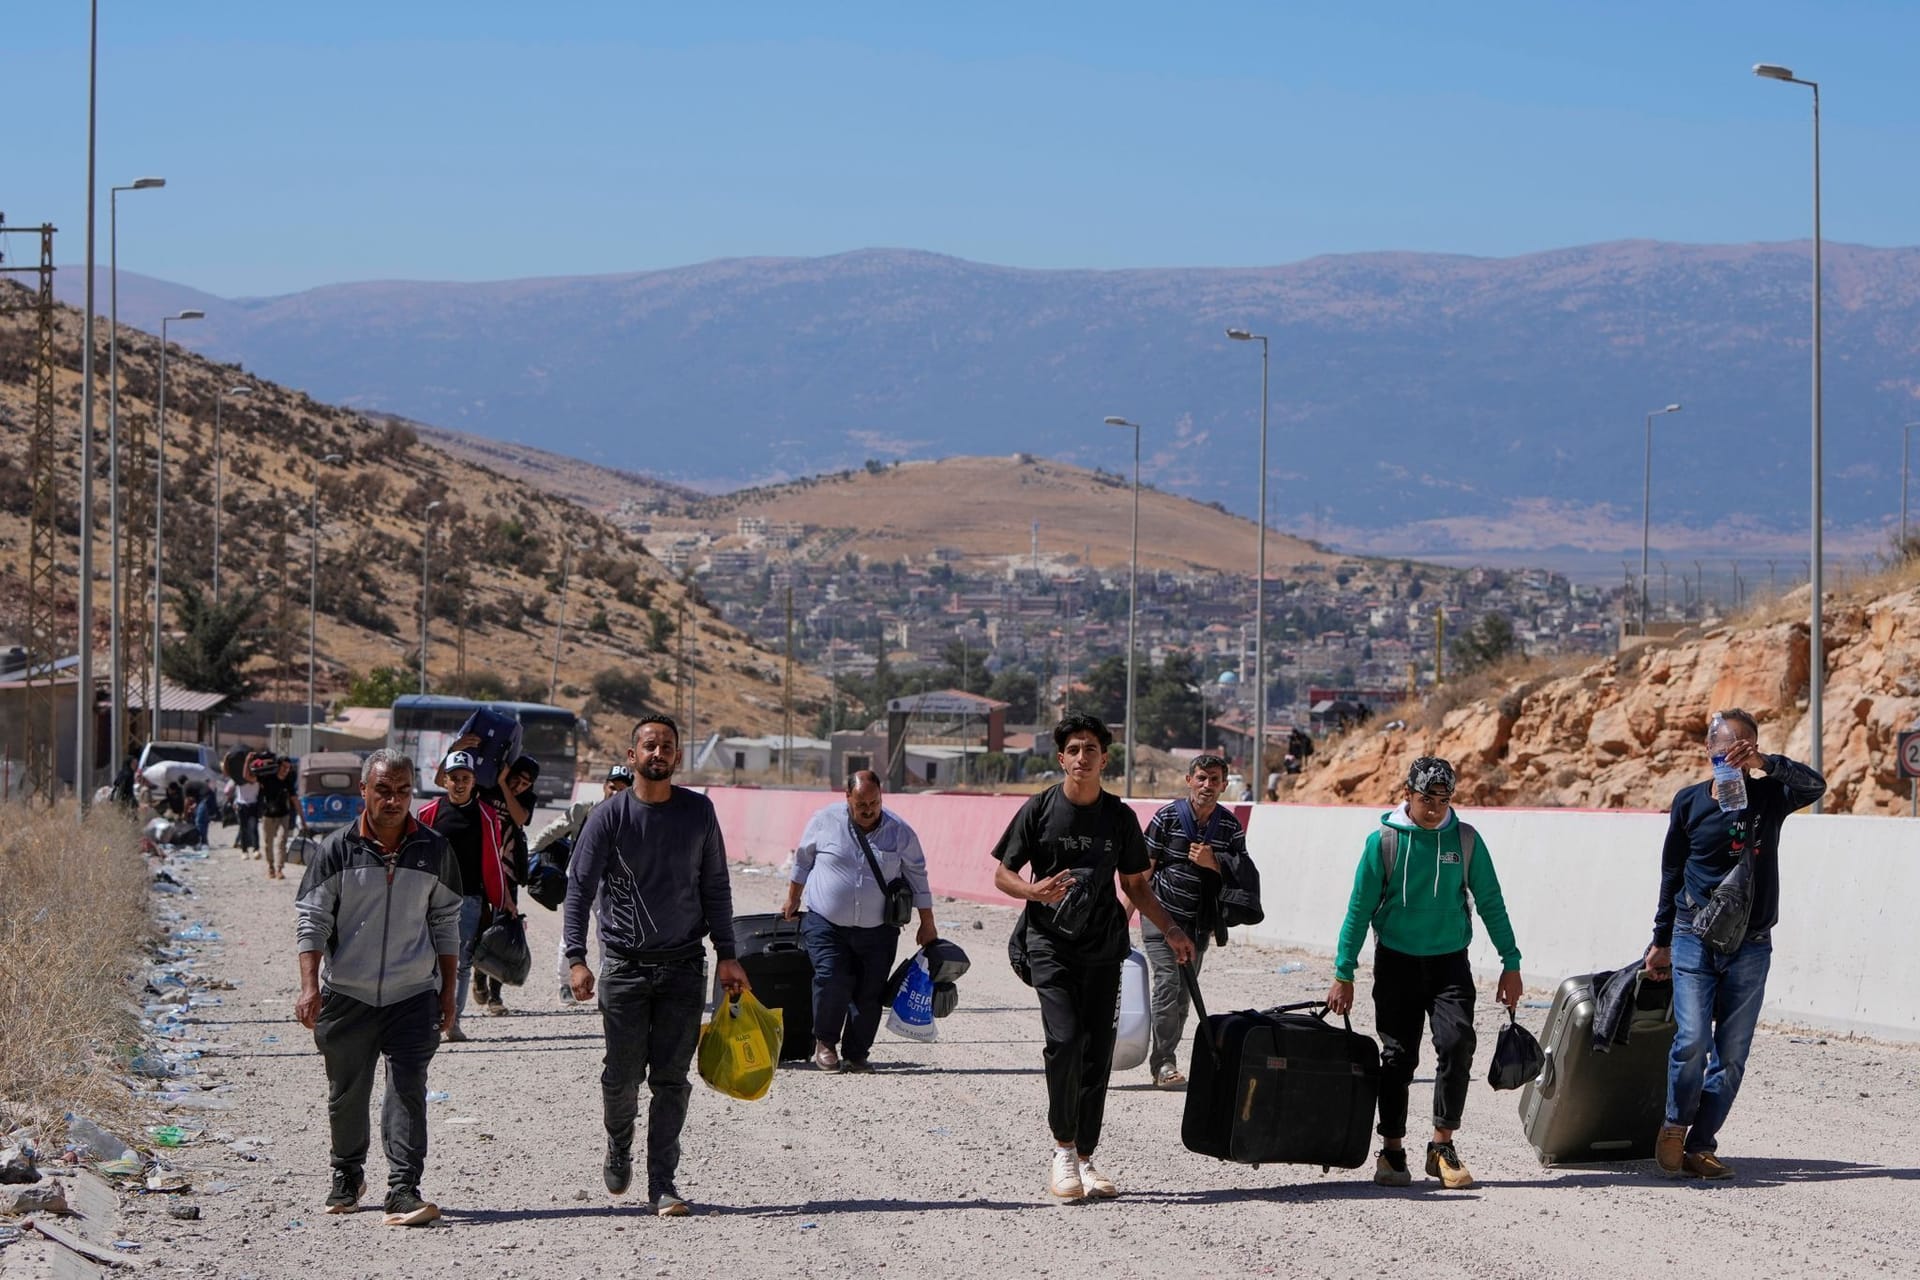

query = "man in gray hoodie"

[295,749,463,1227]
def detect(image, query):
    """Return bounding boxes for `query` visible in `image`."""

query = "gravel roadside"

[111,826,1920,1280]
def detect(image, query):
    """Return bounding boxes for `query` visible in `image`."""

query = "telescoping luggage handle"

[1177,963,1355,1054]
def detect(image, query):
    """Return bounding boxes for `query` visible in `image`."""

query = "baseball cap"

[606,764,634,784]
[1407,756,1456,796]
[443,750,478,775]
[509,754,541,781]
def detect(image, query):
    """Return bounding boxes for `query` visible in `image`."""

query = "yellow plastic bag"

[697,990,783,1101]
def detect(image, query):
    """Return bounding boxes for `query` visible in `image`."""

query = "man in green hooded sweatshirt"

[1325,756,1523,1191]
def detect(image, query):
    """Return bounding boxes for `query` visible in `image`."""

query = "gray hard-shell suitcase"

[1519,970,1675,1165]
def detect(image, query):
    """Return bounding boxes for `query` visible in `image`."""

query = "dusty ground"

[33,818,1920,1279]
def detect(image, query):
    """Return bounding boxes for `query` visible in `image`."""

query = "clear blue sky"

[8,1,1918,296]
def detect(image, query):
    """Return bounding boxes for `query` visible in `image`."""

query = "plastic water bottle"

[1707,713,1747,813]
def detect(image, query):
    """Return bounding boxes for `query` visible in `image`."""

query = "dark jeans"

[1667,929,1772,1152]
[236,803,259,851]
[313,988,441,1190]
[800,912,901,1063]
[1141,917,1211,1076]
[598,953,705,1197]
[1372,945,1477,1140]
[1028,933,1122,1156]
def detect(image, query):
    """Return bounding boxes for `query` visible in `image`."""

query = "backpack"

[1175,801,1264,929]
[1377,820,1479,895]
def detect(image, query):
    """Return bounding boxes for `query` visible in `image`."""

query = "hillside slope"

[668,454,1339,574]
[1290,567,1920,816]
[0,289,826,766]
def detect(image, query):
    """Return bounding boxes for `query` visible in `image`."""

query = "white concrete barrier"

[1239,802,1920,1043]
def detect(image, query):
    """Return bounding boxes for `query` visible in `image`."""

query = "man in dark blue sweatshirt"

[1644,707,1824,1180]
[564,714,747,1217]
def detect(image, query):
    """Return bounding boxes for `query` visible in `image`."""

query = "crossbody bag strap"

[850,820,890,888]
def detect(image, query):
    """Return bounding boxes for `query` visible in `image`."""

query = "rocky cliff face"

[1290,573,1920,816]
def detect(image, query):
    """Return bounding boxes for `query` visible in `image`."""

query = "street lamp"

[421,501,442,693]
[309,455,344,749]
[1103,415,1142,797]
[1226,327,1270,795]
[76,0,102,806]
[1901,422,1920,555]
[1640,403,1682,632]
[107,176,163,765]
[1754,60,1824,807]
[212,386,251,602]
[151,308,204,741]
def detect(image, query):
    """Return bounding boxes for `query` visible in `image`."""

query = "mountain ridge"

[57,239,1920,558]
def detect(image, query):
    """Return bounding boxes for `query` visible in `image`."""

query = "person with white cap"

[417,750,515,1042]
[1325,755,1524,1191]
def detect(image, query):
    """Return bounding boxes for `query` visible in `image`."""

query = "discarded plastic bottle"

[1707,713,1748,813]
[147,1126,187,1148]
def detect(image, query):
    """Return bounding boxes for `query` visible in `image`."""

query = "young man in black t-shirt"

[992,713,1196,1202]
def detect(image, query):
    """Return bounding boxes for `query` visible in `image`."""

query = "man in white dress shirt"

[783,771,939,1073]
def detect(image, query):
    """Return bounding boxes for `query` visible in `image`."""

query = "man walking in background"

[992,712,1196,1201]
[782,770,938,1073]
[258,755,297,879]
[1645,708,1824,1180]
[419,751,515,1042]
[534,763,633,1004]
[1139,753,1248,1088]
[1326,756,1523,1191]
[295,749,461,1227]
[565,715,748,1217]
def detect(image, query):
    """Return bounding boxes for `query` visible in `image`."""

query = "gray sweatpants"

[1141,917,1211,1077]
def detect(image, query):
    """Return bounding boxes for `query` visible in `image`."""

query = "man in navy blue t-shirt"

[1643,707,1824,1180]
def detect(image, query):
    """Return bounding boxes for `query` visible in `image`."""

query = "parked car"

[137,740,218,774]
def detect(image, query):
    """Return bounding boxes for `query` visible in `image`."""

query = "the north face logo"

[1439,851,1461,865]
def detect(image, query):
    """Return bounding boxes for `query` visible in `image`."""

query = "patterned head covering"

[1406,756,1457,796]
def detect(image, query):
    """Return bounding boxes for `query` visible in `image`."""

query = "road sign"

[1899,730,1920,781]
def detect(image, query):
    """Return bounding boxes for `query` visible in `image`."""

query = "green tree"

[986,668,1039,722]
[1451,612,1521,675]
[592,667,654,715]
[162,583,268,701]
[936,638,991,695]
[1137,652,1205,748]
[647,607,675,651]
[344,665,414,708]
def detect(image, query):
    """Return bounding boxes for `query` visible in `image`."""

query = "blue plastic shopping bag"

[885,949,938,1042]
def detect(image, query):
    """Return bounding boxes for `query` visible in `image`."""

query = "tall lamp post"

[1754,61,1824,808]
[420,501,442,693]
[1103,415,1143,797]
[107,176,165,766]
[151,309,204,738]
[1901,422,1920,554]
[76,0,102,806]
[308,455,344,749]
[212,385,251,602]
[1226,328,1270,794]
[1640,403,1682,632]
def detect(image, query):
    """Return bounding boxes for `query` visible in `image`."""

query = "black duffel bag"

[526,861,568,911]
[472,914,532,986]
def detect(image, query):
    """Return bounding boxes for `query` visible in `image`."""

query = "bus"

[387,694,581,804]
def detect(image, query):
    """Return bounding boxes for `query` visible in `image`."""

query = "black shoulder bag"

[1692,819,1756,956]
[852,822,916,928]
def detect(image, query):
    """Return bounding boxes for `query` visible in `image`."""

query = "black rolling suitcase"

[1179,966,1379,1170]
[721,913,814,1060]
[1519,970,1675,1165]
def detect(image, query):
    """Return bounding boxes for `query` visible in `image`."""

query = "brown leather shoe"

[1655,1123,1689,1176]
[811,1042,841,1073]
[1683,1150,1734,1180]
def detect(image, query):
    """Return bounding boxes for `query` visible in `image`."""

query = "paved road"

[111,830,1920,1279]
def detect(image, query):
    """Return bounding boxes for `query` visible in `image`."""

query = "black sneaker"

[325,1168,365,1214]
[381,1186,441,1227]
[652,1187,690,1217]
[604,1143,633,1195]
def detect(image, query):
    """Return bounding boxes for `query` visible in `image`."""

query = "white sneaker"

[1047,1148,1084,1200]
[1077,1156,1117,1199]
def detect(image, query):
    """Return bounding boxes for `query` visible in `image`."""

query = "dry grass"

[0,802,149,1138]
